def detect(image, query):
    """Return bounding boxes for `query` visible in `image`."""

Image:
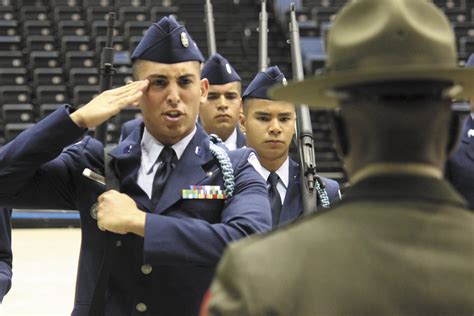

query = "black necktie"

[151,146,176,206]
[267,172,282,227]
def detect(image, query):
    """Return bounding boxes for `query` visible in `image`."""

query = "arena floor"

[1,228,80,316]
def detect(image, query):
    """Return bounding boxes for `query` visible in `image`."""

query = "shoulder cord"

[209,134,235,198]
[315,176,331,208]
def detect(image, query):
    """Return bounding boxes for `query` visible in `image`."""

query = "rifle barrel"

[289,3,318,214]
[258,0,268,72]
[205,0,217,57]
[94,12,116,145]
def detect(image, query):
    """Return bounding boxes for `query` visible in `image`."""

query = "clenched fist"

[96,190,146,236]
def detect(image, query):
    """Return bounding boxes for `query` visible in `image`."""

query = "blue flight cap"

[131,15,205,64]
[201,53,241,84]
[242,66,287,100]
[466,53,474,67]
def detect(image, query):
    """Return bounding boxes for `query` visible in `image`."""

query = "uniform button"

[136,303,147,313]
[141,264,152,275]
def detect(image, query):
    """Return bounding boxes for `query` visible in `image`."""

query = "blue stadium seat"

[0,20,19,36]
[0,6,16,21]
[0,86,31,104]
[26,35,56,52]
[23,20,53,36]
[0,51,23,68]
[35,85,68,104]
[64,51,95,70]
[1,104,36,124]
[58,20,87,38]
[29,51,60,68]
[53,6,83,22]
[33,68,64,87]
[20,6,49,21]
[69,68,99,86]
[0,35,21,51]
[60,35,91,52]
[0,68,28,86]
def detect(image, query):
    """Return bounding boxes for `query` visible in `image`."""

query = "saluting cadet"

[0,208,12,303]
[240,66,340,228]
[205,0,474,314]
[199,53,246,150]
[445,53,474,210]
[121,53,246,151]
[0,16,271,316]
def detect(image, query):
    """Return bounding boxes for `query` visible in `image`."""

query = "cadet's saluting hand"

[70,80,149,128]
[96,190,146,236]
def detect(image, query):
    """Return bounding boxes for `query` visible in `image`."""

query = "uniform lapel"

[108,122,153,212]
[154,125,215,214]
[280,159,302,225]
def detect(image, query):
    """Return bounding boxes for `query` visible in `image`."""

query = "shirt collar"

[223,128,238,151]
[258,157,289,189]
[140,126,197,174]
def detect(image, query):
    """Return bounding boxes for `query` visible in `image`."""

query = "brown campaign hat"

[270,0,474,108]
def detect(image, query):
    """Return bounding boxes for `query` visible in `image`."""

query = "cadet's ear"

[332,109,350,157]
[446,112,461,157]
[200,78,209,103]
[239,113,246,134]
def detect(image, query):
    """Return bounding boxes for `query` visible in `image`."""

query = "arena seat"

[0,20,18,36]
[69,68,99,86]
[33,68,64,87]
[0,51,23,68]
[0,86,31,104]
[60,35,91,53]
[58,20,87,38]
[1,104,36,124]
[29,51,61,68]
[64,51,95,70]
[0,68,28,86]
[23,20,53,36]
[35,85,68,104]
[26,35,56,52]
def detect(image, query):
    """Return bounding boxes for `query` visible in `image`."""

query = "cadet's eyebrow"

[147,74,167,80]
[254,111,271,116]
[178,73,195,79]
[278,112,294,117]
[146,73,195,79]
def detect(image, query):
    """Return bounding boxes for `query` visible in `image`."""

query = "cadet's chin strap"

[208,134,234,198]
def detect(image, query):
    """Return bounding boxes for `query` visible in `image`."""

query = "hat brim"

[270,66,474,109]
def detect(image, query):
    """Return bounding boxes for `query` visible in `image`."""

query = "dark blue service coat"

[446,115,474,210]
[0,208,12,303]
[0,106,271,316]
[121,118,247,149]
[277,159,340,227]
